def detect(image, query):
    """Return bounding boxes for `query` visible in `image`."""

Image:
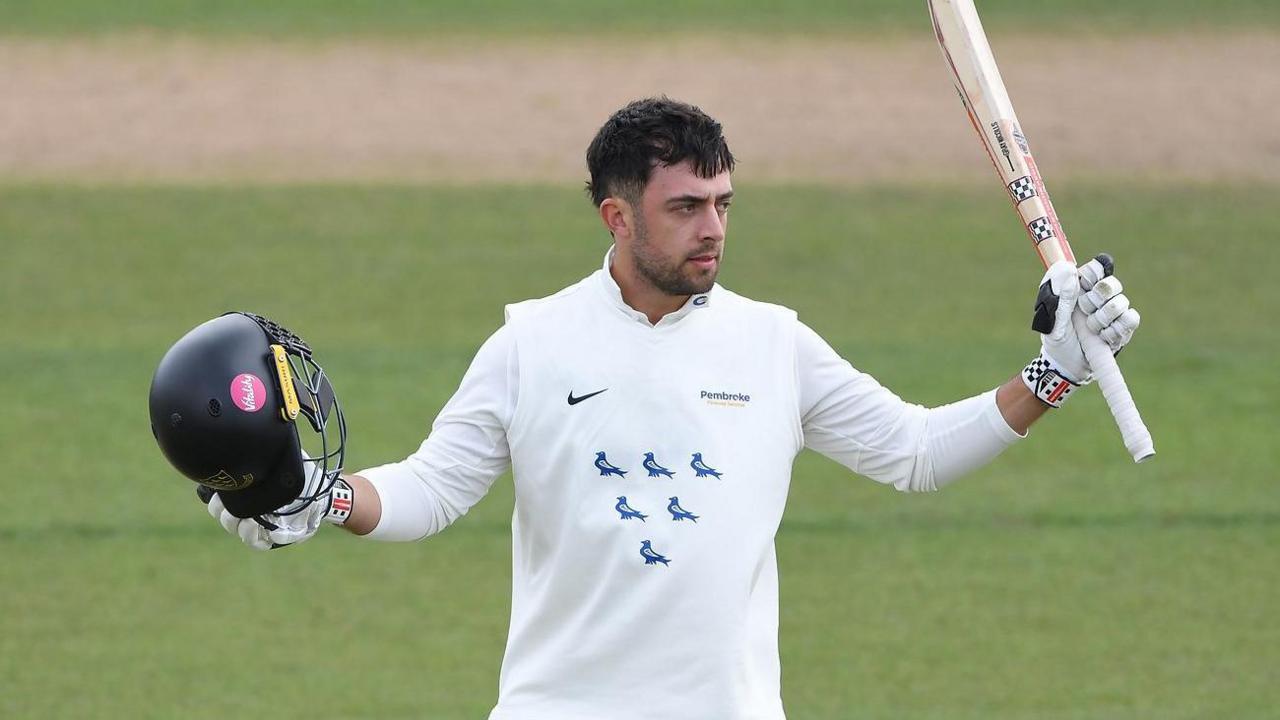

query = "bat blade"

[927,0,1154,462]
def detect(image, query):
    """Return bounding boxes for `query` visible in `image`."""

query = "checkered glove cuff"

[1022,353,1080,408]
[324,478,354,525]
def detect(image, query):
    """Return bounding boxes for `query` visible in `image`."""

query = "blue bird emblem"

[642,452,675,478]
[690,452,723,479]
[615,496,648,521]
[667,496,699,523]
[639,540,670,566]
[595,451,627,477]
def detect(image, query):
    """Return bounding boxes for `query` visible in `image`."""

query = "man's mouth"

[688,253,719,269]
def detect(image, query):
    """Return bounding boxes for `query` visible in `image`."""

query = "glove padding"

[204,459,331,551]
[1036,255,1141,384]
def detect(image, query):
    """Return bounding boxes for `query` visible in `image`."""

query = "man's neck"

[609,259,687,326]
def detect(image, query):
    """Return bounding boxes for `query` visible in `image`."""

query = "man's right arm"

[337,323,518,541]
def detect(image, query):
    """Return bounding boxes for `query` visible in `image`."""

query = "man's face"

[626,161,733,296]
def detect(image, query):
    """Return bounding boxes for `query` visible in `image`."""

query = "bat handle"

[1074,314,1155,462]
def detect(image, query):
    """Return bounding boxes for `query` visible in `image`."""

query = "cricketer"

[179,98,1142,719]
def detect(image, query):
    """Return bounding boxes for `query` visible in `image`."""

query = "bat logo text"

[991,121,1015,172]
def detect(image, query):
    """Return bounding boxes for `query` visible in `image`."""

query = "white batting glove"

[1023,254,1141,406]
[1076,257,1142,354]
[204,459,347,551]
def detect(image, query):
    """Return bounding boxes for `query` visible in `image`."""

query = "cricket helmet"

[148,312,346,519]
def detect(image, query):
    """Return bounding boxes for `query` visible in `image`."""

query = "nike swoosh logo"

[567,388,608,406]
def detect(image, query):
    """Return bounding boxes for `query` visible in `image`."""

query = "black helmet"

[148,312,345,518]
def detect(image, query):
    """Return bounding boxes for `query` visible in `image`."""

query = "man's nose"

[698,204,725,243]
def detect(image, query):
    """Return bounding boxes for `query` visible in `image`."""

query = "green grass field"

[2,0,1278,37]
[2,183,1276,718]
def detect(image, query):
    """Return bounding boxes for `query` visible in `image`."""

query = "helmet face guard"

[149,312,346,519]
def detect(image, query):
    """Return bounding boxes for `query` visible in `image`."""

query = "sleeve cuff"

[356,463,434,542]
[985,388,1028,442]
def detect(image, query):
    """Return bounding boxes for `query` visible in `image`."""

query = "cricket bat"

[927,0,1155,462]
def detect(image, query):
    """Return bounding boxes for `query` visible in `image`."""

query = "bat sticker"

[1012,127,1030,153]
[1008,176,1036,203]
[1028,216,1055,243]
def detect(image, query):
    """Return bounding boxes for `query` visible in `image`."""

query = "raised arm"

[797,319,1022,492]
[797,256,1140,491]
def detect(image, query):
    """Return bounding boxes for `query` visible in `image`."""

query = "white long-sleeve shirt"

[359,250,1022,719]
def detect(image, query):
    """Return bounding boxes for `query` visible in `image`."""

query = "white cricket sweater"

[359,250,1023,719]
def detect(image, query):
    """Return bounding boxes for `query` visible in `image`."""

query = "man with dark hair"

[206,97,1141,718]
[585,96,736,207]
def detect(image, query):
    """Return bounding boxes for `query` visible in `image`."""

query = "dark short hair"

[585,97,735,207]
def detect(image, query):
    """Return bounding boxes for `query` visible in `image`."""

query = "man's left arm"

[799,256,1140,489]
[993,377,1049,436]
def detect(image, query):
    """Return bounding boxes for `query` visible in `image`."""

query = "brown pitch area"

[2,34,1277,184]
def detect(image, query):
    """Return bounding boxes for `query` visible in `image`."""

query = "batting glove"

[203,458,353,550]
[1023,254,1141,406]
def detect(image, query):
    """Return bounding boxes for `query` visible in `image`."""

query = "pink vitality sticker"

[230,373,267,413]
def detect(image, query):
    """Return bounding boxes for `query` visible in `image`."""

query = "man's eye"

[717,202,732,212]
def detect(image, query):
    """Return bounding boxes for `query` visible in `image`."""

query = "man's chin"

[684,275,717,295]
[646,262,718,296]
[656,276,715,297]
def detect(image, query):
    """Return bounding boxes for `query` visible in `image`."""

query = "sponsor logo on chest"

[700,389,751,408]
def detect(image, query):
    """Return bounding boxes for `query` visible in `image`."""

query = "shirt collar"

[597,246,713,327]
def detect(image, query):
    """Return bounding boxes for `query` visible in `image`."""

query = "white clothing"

[359,251,1022,719]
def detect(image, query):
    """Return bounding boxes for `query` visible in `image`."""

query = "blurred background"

[1,2,1277,718]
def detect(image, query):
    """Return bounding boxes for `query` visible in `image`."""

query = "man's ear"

[599,197,632,239]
